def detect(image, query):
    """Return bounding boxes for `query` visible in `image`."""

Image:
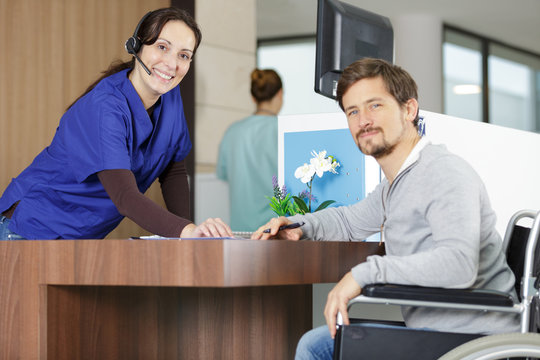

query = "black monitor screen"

[315,0,394,99]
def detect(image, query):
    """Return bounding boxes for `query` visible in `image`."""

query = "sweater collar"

[394,136,431,178]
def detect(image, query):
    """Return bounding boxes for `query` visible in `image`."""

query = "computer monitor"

[315,0,394,99]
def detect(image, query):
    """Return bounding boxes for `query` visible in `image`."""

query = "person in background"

[252,58,519,359]
[0,7,232,240]
[217,69,283,231]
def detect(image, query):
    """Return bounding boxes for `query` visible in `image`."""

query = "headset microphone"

[125,11,153,76]
[131,49,152,75]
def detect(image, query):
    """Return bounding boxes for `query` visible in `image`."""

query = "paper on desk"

[129,235,246,240]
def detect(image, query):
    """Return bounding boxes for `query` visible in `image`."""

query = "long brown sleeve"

[98,166,191,237]
[159,160,191,220]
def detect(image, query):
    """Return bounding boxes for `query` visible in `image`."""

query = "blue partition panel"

[283,129,366,210]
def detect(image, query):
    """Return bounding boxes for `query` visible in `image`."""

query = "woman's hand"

[251,216,303,240]
[180,218,233,238]
[324,272,362,339]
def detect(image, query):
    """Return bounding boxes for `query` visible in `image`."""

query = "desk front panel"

[1,239,384,359]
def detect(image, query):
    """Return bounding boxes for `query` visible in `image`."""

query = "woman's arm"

[159,160,190,219]
[98,166,233,238]
[98,168,191,237]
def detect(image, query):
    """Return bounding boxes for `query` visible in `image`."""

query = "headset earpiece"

[124,36,138,55]
[125,11,152,55]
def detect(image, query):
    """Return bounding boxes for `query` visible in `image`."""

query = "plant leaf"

[292,196,309,214]
[288,200,299,216]
[267,196,287,216]
[314,200,336,212]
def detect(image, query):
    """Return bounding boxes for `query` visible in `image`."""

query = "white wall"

[257,40,340,115]
[422,110,540,235]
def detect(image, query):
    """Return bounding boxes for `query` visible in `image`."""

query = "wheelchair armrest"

[363,284,515,307]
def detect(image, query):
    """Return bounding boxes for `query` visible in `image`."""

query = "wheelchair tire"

[438,333,540,360]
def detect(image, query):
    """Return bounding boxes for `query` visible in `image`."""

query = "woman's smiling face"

[129,20,196,109]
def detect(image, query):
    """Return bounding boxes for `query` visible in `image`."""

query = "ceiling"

[257,0,540,55]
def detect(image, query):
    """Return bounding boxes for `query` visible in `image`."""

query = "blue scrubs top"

[0,69,192,239]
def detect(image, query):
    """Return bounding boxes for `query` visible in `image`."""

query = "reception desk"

[0,239,384,359]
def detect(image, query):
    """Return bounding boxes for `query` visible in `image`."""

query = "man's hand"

[324,272,362,338]
[180,218,233,238]
[251,216,303,240]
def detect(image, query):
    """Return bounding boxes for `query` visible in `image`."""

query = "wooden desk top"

[1,238,385,288]
[36,238,384,287]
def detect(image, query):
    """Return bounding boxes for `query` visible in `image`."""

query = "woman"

[0,8,232,240]
[217,69,283,231]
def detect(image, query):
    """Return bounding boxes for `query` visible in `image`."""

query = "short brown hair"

[336,58,419,127]
[250,69,283,103]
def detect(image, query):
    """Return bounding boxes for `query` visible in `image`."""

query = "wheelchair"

[333,209,540,360]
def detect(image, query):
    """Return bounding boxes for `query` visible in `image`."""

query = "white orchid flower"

[294,163,315,183]
[311,149,327,160]
[329,156,340,174]
[310,156,332,177]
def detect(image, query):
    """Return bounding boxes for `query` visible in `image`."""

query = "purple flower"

[272,175,279,190]
[298,190,317,202]
[272,175,285,199]
[281,185,288,199]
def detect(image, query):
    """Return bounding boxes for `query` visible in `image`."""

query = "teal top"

[217,115,277,231]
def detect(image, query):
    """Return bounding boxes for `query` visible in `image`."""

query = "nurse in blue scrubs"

[217,69,283,231]
[0,8,232,240]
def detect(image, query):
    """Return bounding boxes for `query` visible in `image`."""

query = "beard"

[356,127,398,159]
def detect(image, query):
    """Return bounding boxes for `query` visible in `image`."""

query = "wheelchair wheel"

[438,333,540,360]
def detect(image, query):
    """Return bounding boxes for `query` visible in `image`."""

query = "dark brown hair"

[250,69,282,103]
[336,58,419,127]
[67,7,201,109]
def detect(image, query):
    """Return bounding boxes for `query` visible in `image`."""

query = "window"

[444,27,540,133]
[489,44,540,132]
[443,31,483,122]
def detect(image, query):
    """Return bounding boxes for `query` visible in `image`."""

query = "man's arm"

[251,216,303,240]
[324,272,362,339]
[252,179,386,241]
[288,182,386,241]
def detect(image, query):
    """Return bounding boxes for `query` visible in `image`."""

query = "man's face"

[342,76,413,159]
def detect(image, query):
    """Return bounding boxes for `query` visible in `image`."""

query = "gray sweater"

[289,141,519,334]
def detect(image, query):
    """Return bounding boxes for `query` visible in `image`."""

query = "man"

[251,58,519,359]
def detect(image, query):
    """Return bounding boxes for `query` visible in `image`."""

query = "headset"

[125,11,153,75]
